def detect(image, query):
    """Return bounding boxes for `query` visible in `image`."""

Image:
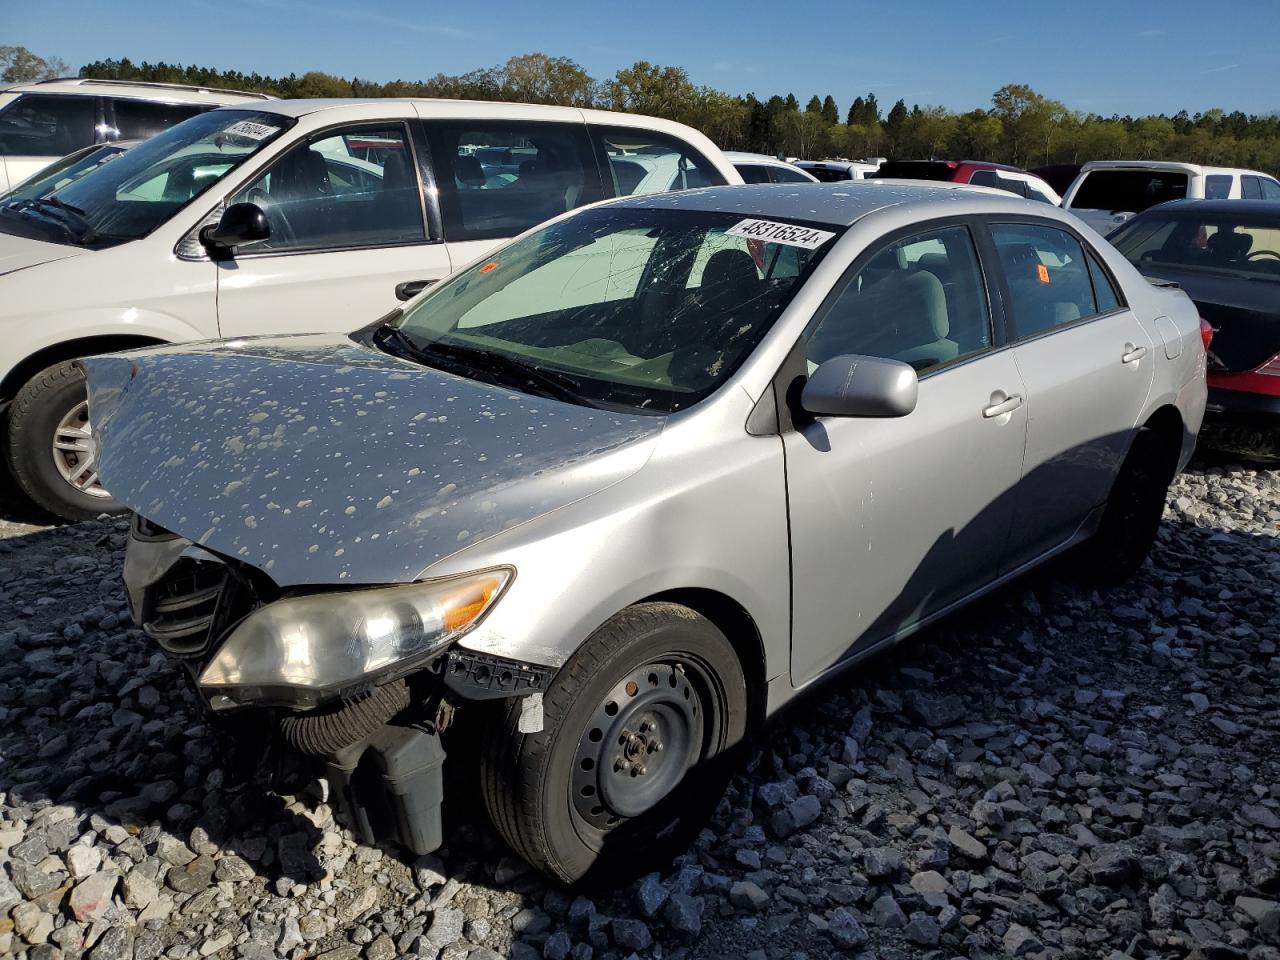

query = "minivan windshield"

[0,109,293,248]
[387,207,839,413]
[0,142,129,204]
[1110,209,1280,283]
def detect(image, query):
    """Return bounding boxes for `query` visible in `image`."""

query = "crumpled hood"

[0,226,86,276]
[82,335,664,585]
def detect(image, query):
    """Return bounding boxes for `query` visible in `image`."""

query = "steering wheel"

[246,187,296,245]
[1247,249,1280,261]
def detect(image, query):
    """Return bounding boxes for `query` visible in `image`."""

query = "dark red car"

[1109,199,1280,460]
[872,160,1062,205]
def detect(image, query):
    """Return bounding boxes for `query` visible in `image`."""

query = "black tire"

[1079,427,1178,585]
[480,602,748,885]
[5,361,123,522]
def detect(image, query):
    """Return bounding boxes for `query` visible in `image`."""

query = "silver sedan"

[84,182,1207,883]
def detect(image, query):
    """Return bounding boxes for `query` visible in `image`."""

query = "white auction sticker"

[725,218,835,249]
[223,119,280,141]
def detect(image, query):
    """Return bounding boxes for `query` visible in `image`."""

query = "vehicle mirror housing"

[200,202,270,256]
[800,354,918,418]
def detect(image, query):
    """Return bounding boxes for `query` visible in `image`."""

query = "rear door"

[986,218,1155,570]
[216,115,450,337]
[785,220,1027,685]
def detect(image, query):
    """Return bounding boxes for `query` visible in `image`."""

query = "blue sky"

[7,0,1277,117]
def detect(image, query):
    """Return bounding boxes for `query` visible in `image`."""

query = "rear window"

[801,165,852,183]
[1070,170,1189,214]
[872,161,960,182]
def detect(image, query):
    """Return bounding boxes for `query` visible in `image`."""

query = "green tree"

[821,94,839,126]
[805,95,822,114]
[500,53,594,107]
[1,45,68,83]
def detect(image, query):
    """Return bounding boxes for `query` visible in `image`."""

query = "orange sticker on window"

[1036,263,1050,284]
[479,261,498,274]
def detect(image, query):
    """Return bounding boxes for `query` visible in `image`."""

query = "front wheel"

[1078,427,1177,584]
[5,361,123,522]
[480,602,748,884]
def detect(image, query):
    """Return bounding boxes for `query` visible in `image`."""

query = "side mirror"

[200,202,270,257]
[800,354,918,418]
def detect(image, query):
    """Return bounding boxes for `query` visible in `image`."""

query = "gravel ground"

[1,457,1277,960]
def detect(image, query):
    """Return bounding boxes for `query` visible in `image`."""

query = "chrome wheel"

[51,400,109,498]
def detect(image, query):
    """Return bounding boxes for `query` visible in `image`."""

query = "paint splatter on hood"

[82,334,663,585]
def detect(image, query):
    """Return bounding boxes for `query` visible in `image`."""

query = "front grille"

[142,559,229,657]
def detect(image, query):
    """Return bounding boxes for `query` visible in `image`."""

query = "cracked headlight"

[199,568,512,709]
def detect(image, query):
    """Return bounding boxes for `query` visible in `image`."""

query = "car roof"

[5,77,273,104]
[604,180,1033,226]
[725,151,798,167]
[1142,199,1280,217]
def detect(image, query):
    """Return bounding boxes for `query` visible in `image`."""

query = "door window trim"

[978,214,1131,347]
[211,118,438,261]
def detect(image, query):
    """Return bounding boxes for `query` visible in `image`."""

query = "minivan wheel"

[1079,427,1176,585]
[6,361,123,522]
[480,602,748,885]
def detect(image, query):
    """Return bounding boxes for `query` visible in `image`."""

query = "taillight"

[1199,317,1214,353]
[1257,352,1280,377]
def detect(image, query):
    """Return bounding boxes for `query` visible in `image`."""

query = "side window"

[231,124,425,253]
[1242,176,1264,200]
[0,94,96,155]
[426,120,602,242]
[770,164,813,184]
[806,224,991,373]
[112,100,204,140]
[991,222,1098,339]
[1087,255,1123,314]
[1262,179,1280,201]
[736,164,771,184]
[969,170,998,188]
[1204,174,1232,200]
[594,127,726,197]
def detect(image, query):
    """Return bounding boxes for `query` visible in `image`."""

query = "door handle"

[982,393,1024,419]
[395,279,434,301]
[1121,343,1148,364]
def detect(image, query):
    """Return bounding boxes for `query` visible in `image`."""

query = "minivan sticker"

[224,120,281,141]
[726,219,836,250]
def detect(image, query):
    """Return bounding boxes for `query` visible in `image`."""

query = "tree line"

[9,46,1278,175]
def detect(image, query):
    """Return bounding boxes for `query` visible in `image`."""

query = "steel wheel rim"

[571,661,708,831]
[52,400,109,498]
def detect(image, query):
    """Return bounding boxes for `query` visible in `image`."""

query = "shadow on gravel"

[0,463,60,528]
[1,493,1277,955]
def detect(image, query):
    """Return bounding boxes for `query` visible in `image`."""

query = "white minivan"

[1062,160,1280,235]
[0,98,741,519]
[0,78,273,193]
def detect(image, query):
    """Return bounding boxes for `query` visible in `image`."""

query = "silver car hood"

[82,335,664,586]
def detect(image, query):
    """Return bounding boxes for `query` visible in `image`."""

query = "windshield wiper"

[24,198,99,243]
[373,325,590,405]
[424,340,590,405]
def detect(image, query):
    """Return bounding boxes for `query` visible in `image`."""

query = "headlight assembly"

[199,568,512,709]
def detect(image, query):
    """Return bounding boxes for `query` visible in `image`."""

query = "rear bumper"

[1201,386,1280,460]
[1205,385,1280,424]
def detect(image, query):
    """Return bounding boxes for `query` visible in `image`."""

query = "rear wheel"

[480,602,748,884]
[1079,427,1177,584]
[5,361,122,522]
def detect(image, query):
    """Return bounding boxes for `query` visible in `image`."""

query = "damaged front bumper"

[121,514,552,855]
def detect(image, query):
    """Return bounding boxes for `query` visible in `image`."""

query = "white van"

[0,78,272,192]
[1063,160,1280,235]
[0,98,741,519]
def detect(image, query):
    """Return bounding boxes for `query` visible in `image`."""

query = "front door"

[785,222,1028,686]
[216,121,450,338]
[986,221,1156,569]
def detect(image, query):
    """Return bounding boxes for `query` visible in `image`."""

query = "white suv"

[0,78,273,192]
[1063,160,1280,235]
[0,97,741,519]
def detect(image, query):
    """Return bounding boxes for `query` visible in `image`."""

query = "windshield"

[1071,169,1188,214]
[0,143,128,203]
[0,109,293,247]
[1111,210,1280,282]
[389,207,840,413]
